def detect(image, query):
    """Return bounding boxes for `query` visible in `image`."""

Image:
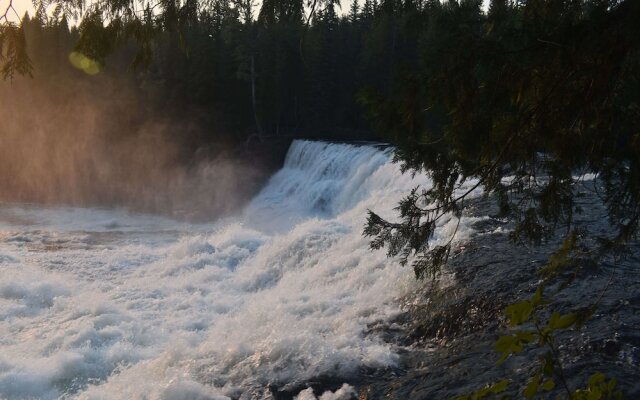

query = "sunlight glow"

[69,51,102,75]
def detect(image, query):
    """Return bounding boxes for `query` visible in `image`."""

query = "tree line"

[7,0,436,145]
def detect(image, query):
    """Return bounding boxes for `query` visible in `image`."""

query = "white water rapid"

[0,140,482,399]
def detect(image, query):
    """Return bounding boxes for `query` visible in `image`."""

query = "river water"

[0,141,482,399]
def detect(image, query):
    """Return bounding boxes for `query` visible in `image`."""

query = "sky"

[2,0,34,22]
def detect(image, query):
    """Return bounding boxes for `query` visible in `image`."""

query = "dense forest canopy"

[2,0,385,141]
[362,0,640,278]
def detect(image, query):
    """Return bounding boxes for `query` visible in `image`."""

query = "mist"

[0,71,269,221]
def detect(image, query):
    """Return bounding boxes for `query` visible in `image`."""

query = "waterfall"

[0,140,481,399]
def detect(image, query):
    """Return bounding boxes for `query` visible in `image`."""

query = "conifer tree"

[349,0,360,24]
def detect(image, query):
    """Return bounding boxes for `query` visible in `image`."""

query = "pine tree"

[349,0,360,23]
[362,0,374,19]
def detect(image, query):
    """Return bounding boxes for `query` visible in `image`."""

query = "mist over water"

[0,141,483,399]
[0,75,265,220]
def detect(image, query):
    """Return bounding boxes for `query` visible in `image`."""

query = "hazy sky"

[3,0,33,21]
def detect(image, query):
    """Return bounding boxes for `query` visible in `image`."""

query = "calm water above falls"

[0,141,482,399]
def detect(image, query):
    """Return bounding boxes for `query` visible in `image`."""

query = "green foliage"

[495,331,531,365]
[364,0,640,277]
[522,373,556,399]
[572,373,622,400]
[0,23,32,79]
[538,231,578,281]
[454,231,624,399]
[453,379,510,400]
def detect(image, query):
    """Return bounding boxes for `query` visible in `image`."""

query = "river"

[0,140,481,399]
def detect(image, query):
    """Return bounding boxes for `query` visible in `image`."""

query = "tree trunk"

[251,53,263,142]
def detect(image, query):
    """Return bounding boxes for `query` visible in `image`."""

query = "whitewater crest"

[0,140,480,399]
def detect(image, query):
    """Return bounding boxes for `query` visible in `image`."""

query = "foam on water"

[0,140,482,399]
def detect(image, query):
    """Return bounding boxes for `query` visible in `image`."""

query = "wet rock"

[353,190,640,399]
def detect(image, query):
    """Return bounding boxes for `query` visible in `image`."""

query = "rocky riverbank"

[366,187,640,399]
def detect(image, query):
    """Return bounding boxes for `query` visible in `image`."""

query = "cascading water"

[0,140,482,399]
